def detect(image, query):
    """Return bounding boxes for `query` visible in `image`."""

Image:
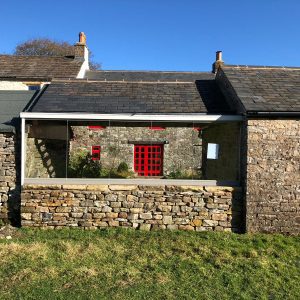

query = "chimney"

[74,32,89,62]
[212,50,224,73]
[74,32,89,78]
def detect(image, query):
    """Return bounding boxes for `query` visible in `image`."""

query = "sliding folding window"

[23,119,241,183]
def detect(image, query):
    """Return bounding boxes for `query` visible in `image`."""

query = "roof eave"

[20,112,244,122]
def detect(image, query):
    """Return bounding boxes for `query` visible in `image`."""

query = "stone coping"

[22,184,241,193]
[24,178,239,187]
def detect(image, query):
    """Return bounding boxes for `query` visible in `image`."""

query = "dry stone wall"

[0,133,18,223]
[21,184,243,232]
[246,119,300,234]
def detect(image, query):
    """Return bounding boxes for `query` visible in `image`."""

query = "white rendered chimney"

[75,32,89,78]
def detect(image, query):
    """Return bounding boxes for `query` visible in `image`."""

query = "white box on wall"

[207,143,219,159]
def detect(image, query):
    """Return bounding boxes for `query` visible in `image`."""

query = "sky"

[1,0,299,71]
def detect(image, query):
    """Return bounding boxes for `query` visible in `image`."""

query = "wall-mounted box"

[91,145,101,161]
[207,143,219,159]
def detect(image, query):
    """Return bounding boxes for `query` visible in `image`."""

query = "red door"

[134,144,163,176]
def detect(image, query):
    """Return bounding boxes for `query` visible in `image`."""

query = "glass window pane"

[25,119,67,179]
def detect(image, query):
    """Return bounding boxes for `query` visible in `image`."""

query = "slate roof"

[28,77,232,114]
[220,65,300,113]
[0,91,36,132]
[85,70,215,82]
[0,55,83,80]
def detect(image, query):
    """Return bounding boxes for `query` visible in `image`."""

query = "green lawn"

[0,228,299,300]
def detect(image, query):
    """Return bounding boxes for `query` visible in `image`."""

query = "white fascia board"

[20,112,243,122]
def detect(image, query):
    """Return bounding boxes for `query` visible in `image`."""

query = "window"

[134,144,163,176]
[91,146,101,161]
[207,143,219,159]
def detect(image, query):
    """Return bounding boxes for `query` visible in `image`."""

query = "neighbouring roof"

[85,70,215,82]
[0,55,83,80]
[28,76,232,114]
[0,91,36,132]
[220,65,300,113]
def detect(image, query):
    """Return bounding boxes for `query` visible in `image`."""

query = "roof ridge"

[86,70,212,74]
[223,64,300,70]
[51,79,203,84]
[0,54,75,59]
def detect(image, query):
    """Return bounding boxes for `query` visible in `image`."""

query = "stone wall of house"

[202,122,241,181]
[70,124,202,177]
[0,133,19,224]
[246,119,300,234]
[21,184,243,232]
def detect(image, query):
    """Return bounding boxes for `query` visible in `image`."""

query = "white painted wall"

[76,46,90,79]
[0,81,49,91]
[0,81,29,90]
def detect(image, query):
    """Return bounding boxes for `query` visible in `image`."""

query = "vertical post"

[21,118,26,185]
[66,120,69,180]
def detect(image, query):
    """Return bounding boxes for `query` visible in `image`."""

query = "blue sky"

[1,0,299,71]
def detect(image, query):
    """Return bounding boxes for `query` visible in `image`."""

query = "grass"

[0,228,299,300]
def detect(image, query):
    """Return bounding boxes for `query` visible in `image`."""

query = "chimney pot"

[216,51,223,62]
[79,32,86,45]
[212,50,224,73]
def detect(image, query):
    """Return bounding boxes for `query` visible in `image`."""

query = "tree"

[14,38,101,70]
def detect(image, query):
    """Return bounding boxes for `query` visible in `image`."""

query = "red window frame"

[91,145,101,161]
[149,126,165,131]
[134,144,163,177]
[88,125,106,130]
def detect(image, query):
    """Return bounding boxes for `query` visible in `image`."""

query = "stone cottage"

[0,34,299,233]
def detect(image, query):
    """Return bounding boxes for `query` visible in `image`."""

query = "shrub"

[117,162,129,173]
[167,169,202,179]
[68,150,102,178]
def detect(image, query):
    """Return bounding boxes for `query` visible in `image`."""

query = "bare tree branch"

[14,38,101,70]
